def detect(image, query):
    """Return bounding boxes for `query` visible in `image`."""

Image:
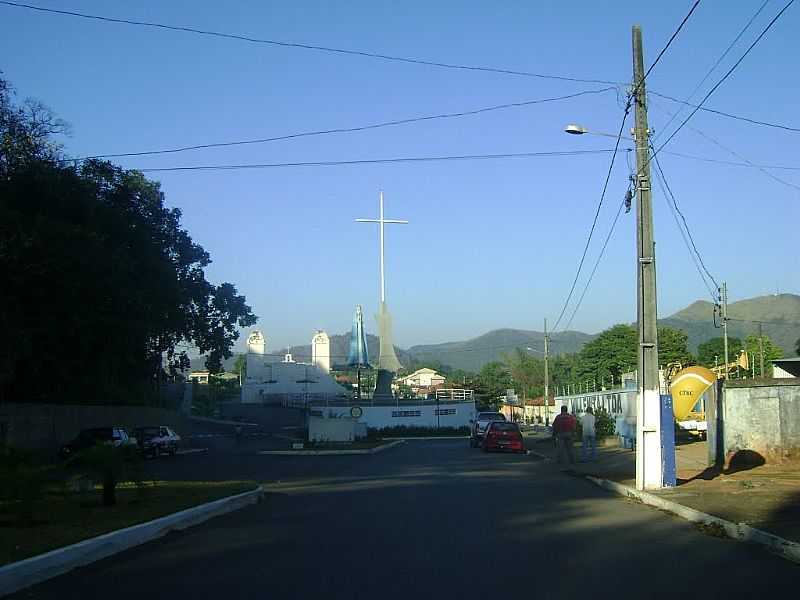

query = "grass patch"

[0,480,256,566]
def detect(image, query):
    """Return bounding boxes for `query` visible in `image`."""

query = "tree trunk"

[102,470,116,506]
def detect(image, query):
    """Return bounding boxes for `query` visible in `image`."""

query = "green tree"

[233,354,247,382]
[795,337,800,357]
[0,77,257,403]
[574,324,637,384]
[502,348,544,399]
[743,334,783,377]
[657,326,695,366]
[697,337,742,368]
[474,361,512,408]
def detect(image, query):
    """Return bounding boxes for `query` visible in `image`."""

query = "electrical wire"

[651,154,718,300]
[650,149,720,294]
[649,91,800,133]
[655,0,771,141]
[134,149,620,173]
[0,1,622,86]
[74,87,617,161]
[562,198,628,332]
[651,0,796,160]
[639,0,702,86]
[659,149,800,171]
[551,98,632,332]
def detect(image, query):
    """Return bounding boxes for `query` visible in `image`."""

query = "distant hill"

[659,293,800,356]
[189,293,799,374]
[405,328,594,373]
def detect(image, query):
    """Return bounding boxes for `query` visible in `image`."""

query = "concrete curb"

[189,416,259,427]
[526,449,552,461]
[384,436,469,441]
[258,440,405,456]
[585,476,800,565]
[176,448,208,456]
[0,486,263,597]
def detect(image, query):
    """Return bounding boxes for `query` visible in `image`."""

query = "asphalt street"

[11,438,796,599]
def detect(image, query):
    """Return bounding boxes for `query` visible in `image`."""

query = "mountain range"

[192,293,800,373]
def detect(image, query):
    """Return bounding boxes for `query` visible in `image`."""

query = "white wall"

[317,401,476,429]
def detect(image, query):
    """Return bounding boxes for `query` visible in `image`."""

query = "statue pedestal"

[372,369,395,402]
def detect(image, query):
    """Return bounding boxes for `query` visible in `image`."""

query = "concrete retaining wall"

[0,402,189,452]
[721,380,800,463]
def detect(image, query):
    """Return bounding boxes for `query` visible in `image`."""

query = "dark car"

[482,421,525,453]
[58,427,133,459]
[132,426,181,458]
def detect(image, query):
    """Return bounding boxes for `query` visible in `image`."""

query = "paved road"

[12,440,793,599]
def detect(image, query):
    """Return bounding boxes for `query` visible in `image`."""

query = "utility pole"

[758,322,765,377]
[632,25,662,491]
[543,318,550,426]
[722,282,729,378]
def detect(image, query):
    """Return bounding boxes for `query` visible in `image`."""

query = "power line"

[650,99,800,191]
[650,150,720,293]
[726,317,800,326]
[650,91,800,133]
[651,0,796,160]
[651,154,718,300]
[551,98,632,332]
[655,0,771,141]
[640,0,702,85]
[134,149,621,173]
[660,148,800,171]
[0,1,622,86]
[562,198,628,332]
[75,87,617,160]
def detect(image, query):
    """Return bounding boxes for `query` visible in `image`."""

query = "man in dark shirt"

[552,405,577,465]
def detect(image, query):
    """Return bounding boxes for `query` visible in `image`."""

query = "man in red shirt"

[551,405,577,465]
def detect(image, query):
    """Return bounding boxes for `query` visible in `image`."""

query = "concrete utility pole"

[722,282,729,378]
[632,25,663,491]
[543,318,550,425]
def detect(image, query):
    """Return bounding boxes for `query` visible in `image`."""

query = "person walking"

[551,405,577,466]
[581,407,597,462]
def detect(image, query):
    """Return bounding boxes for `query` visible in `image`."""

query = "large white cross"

[355,191,408,303]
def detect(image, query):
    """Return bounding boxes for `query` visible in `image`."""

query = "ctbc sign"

[670,366,716,421]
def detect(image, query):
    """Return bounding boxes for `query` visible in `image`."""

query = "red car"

[482,421,525,453]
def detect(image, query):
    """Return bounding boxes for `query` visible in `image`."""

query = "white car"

[133,426,181,457]
[469,412,507,448]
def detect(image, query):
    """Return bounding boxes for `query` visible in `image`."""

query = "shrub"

[368,425,470,438]
[596,408,616,438]
[0,446,53,525]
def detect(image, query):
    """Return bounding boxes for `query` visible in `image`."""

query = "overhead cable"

[551,99,632,333]
[655,0,770,140]
[0,1,622,85]
[75,87,617,160]
[651,0,796,159]
[135,149,621,172]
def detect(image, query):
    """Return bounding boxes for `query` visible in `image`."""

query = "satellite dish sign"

[670,366,716,421]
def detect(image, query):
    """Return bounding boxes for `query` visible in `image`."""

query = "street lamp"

[563,124,634,141]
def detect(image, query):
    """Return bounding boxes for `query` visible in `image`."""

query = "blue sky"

[2,1,798,351]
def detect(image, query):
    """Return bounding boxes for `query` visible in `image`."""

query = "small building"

[397,368,447,396]
[772,357,800,379]
[189,371,210,384]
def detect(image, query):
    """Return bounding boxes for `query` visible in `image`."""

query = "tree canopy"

[0,77,257,403]
[697,337,742,367]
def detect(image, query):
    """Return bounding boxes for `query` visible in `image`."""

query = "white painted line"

[585,476,800,565]
[0,486,263,596]
[384,436,470,440]
[176,448,208,456]
[259,440,405,456]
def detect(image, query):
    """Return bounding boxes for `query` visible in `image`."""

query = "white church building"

[241,330,348,404]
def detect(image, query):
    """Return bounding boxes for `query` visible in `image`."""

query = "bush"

[368,425,470,438]
[70,444,142,507]
[596,408,616,438]
[0,446,54,525]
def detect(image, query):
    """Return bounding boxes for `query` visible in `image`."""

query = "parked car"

[58,427,134,459]
[132,426,181,457]
[481,421,525,453]
[470,412,506,448]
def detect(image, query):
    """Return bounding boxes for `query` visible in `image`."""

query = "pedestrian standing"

[581,407,597,462]
[551,405,577,465]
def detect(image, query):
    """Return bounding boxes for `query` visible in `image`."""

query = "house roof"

[773,357,800,363]
[401,368,443,379]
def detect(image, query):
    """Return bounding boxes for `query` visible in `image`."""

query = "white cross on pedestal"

[355,191,408,303]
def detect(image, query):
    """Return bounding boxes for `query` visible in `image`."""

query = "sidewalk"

[525,431,800,543]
